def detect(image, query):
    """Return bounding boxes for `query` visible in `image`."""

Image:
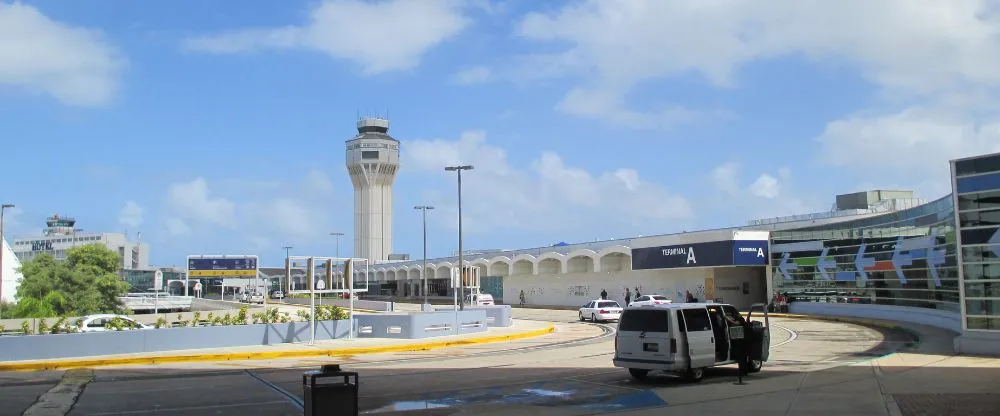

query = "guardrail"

[355,310,489,339]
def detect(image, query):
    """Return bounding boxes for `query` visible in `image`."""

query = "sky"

[3,0,1000,268]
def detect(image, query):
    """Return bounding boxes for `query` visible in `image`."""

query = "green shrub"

[21,320,31,335]
[37,319,49,334]
[155,317,167,329]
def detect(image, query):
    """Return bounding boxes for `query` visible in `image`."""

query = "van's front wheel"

[685,367,704,382]
[628,368,649,380]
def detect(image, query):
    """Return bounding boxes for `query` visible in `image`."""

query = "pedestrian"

[635,287,642,299]
[624,287,631,306]
[600,289,608,300]
[519,290,526,306]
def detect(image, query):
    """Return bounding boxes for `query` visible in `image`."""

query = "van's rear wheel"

[685,367,704,382]
[628,368,649,380]
[748,359,763,373]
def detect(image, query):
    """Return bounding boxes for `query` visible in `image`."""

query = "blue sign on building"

[632,240,768,270]
[188,257,258,277]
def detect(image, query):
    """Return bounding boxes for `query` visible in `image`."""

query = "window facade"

[771,195,960,314]
[953,153,1000,332]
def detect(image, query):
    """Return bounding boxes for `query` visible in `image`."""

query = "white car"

[249,292,265,304]
[579,300,623,322]
[466,293,495,306]
[629,294,672,307]
[77,314,152,332]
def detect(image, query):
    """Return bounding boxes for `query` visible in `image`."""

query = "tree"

[10,244,131,318]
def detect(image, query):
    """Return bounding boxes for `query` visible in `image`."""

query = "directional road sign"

[188,256,258,277]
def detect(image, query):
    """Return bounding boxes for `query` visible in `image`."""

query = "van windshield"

[619,309,669,332]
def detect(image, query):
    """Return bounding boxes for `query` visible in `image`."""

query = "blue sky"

[3,0,1000,267]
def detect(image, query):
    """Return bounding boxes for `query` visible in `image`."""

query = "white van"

[613,302,770,381]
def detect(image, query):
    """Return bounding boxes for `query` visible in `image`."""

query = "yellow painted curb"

[0,323,556,372]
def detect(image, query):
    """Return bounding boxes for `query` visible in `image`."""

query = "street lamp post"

[444,165,473,311]
[282,245,292,293]
[1,203,14,318]
[414,205,434,306]
[329,232,343,294]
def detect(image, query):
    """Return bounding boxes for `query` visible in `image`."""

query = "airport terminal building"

[367,152,1000,355]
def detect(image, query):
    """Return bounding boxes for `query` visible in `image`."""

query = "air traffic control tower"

[346,117,400,263]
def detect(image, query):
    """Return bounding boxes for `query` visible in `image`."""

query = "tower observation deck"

[346,117,400,263]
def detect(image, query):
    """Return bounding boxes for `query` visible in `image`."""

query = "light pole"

[282,245,292,294]
[444,165,473,311]
[414,205,434,306]
[1,203,14,318]
[329,232,343,294]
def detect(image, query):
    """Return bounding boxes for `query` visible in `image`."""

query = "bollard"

[303,364,358,416]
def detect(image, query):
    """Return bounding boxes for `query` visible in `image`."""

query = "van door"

[616,309,673,366]
[679,308,717,369]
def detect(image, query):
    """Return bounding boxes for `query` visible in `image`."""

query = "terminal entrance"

[708,266,768,310]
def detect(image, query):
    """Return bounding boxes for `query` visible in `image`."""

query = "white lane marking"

[772,324,797,348]
[83,400,290,415]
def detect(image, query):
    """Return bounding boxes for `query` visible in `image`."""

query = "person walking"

[600,289,608,300]
[519,290,526,306]
[624,287,632,306]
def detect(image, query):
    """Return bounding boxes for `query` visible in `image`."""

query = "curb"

[0,323,556,372]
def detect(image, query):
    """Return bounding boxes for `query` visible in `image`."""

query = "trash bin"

[303,364,358,416]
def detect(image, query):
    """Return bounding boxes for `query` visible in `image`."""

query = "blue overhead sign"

[632,240,768,270]
[187,257,258,277]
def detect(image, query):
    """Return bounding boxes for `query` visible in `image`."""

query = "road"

[0,309,915,416]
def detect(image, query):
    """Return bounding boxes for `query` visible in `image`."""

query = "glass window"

[965,299,1000,316]
[955,154,1000,177]
[957,172,1000,194]
[959,209,1000,227]
[966,317,1000,330]
[361,150,379,159]
[960,227,1000,245]
[681,308,712,331]
[963,263,1000,280]
[965,282,1000,298]
[598,301,621,308]
[958,190,1000,211]
[962,245,1000,263]
[619,309,669,332]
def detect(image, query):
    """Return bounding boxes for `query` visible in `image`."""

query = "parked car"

[249,292,265,304]
[270,290,285,300]
[77,314,152,332]
[629,294,672,307]
[579,300,623,322]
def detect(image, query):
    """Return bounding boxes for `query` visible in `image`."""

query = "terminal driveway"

[0,310,914,416]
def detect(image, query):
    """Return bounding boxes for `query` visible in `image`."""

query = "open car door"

[744,303,770,362]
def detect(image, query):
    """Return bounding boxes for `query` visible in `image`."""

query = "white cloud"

[166,178,237,228]
[515,0,1000,126]
[164,218,191,236]
[182,0,471,75]
[304,169,335,194]
[708,163,815,221]
[118,201,144,229]
[817,107,1000,196]
[403,130,693,234]
[0,3,124,106]
[450,65,492,85]
[556,87,710,130]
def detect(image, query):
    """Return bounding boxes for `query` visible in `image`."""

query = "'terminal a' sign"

[632,240,768,270]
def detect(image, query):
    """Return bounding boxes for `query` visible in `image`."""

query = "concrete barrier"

[354,310,489,339]
[434,305,512,327]
[788,302,961,333]
[0,320,351,362]
[283,297,394,312]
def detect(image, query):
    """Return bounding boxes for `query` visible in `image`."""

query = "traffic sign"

[154,270,163,290]
[316,279,326,290]
[187,256,258,277]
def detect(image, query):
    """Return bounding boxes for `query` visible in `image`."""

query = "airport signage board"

[187,256,258,277]
[632,240,768,270]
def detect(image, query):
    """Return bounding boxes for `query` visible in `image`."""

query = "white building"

[1,237,24,303]
[346,117,400,263]
[10,214,149,271]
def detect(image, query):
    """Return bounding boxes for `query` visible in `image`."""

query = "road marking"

[772,324,797,348]
[22,369,93,416]
[245,369,304,412]
[83,400,290,415]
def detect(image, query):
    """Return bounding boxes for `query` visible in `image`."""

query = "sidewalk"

[608,322,1000,416]
[0,319,555,372]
